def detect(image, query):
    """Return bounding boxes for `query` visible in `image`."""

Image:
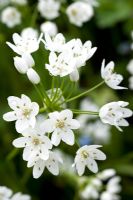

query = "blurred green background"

[0,0,133,199]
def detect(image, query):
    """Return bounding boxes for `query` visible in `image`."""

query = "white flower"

[13,118,52,164]
[45,50,76,77]
[41,109,80,146]
[11,192,30,200]
[21,27,38,39]
[97,169,116,181]
[127,59,133,74]
[1,7,21,28]
[40,21,58,37]
[66,2,94,27]
[3,94,39,133]
[11,0,27,6]
[100,191,120,200]
[101,59,127,89]
[99,101,133,131]
[69,39,97,81]
[6,32,42,55]
[38,0,60,20]
[107,176,121,194]
[129,76,133,90]
[73,145,106,176]
[0,186,12,199]
[29,151,63,178]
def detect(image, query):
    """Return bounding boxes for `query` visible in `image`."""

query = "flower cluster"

[3,30,132,180]
[0,186,31,200]
[79,169,121,200]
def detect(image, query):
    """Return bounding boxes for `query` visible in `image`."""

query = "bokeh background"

[0,0,133,199]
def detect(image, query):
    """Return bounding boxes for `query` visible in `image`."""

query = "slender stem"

[6,149,19,161]
[39,82,51,104]
[33,84,44,105]
[72,109,99,115]
[66,81,104,103]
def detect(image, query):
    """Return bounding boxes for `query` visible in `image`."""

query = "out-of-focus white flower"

[85,120,111,144]
[41,109,80,146]
[83,0,99,7]
[107,176,121,194]
[29,151,63,178]
[11,0,27,6]
[38,0,60,20]
[66,2,94,27]
[101,59,127,89]
[73,145,106,176]
[13,118,52,163]
[1,7,21,28]
[0,0,9,7]
[45,50,76,77]
[6,32,42,55]
[11,192,30,200]
[97,169,116,181]
[14,54,40,84]
[127,59,133,74]
[129,76,133,90]
[99,101,132,132]
[21,27,38,39]
[100,191,120,200]
[0,186,12,199]
[3,94,39,133]
[41,21,58,37]
[80,178,102,200]
[69,39,97,81]
[0,186,31,200]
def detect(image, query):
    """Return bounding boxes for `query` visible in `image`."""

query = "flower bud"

[27,68,40,84]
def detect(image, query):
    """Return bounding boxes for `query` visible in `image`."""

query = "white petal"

[90,149,106,160]
[6,42,21,55]
[22,53,35,67]
[51,131,61,146]
[3,111,17,121]
[70,69,79,82]
[7,96,21,110]
[68,119,80,129]
[12,137,27,148]
[60,109,73,119]
[31,102,39,115]
[40,119,54,133]
[61,130,75,145]
[14,56,28,74]
[15,119,29,133]
[87,158,98,173]
[75,161,85,176]
[23,146,31,161]
[21,94,31,105]
[33,159,45,179]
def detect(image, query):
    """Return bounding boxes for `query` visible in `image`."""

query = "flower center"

[32,138,40,146]
[56,120,65,128]
[71,9,77,16]
[81,150,89,159]
[22,108,32,118]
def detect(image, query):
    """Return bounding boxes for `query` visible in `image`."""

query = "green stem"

[66,81,104,103]
[72,109,99,115]
[6,149,19,161]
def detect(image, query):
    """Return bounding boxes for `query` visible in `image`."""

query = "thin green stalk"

[66,81,104,103]
[6,149,19,161]
[72,109,99,115]
[39,82,51,104]
[33,84,44,105]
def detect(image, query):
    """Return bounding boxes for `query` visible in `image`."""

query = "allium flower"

[69,39,97,81]
[11,0,27,6]
[40,21,58,37]
[13,118,52,163]
[3,94,39,133]
[41,109,80,146]
[6,32,42,55]
[66,2,94,27]
[29,151,63,178]
[0,186,13,199]
[38,0,60,20]
[99,101,133,131]
[21,27,38,39]
[1,7,21,28]
[73,145,106,175]
[101,59,127,89]
[45,50,76,77]
[11,192,30,200]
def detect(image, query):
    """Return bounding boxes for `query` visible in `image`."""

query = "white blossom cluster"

[127,31,133,90]
[0,186,31,200]
[3,30,132,180]
[80,169,121,200]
